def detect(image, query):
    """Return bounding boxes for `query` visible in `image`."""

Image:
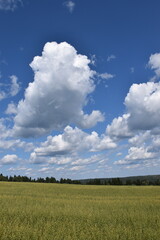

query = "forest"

[0,173,160,185]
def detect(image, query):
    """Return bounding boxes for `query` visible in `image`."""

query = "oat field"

[0,182,160,240]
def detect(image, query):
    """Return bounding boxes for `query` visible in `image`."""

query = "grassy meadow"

[0,182,160,240]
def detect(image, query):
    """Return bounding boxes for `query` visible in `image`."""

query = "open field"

[0,182,160,240]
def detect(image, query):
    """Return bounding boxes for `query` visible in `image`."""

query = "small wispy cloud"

[130,67,134,73]
[98,72,115,80]
[10,75,20,97]
[0,0,23,11]
[0,75,20,101]
[64,1,75,13]
[107,54,116,62]
[90,54,97,66]
[0,91,6,101]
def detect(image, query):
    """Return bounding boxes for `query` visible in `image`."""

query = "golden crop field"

[0,182,160,240]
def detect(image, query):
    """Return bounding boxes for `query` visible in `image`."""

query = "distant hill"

[78,174,160,185]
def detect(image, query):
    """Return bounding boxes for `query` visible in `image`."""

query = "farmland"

[0,182,160,240]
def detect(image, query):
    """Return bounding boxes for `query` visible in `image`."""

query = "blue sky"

[0,0,160,180]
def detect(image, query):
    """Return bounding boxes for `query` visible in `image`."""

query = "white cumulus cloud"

[115,146,155,166]
[107,114,133,139]
[30,126,116,163]
[0,154,18,165]
[107,81,160,140]
[125,82,160,131]
[5,102,17,115]
[13,42,104,137]
[148,53,160,79]
[106,53,160,170]
[0,139,34,152]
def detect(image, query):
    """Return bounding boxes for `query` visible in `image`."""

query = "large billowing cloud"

[125,82,160,131]
[107,52,160,140]
[106,81,160,168]
[107,81,160,139]
[105,53,160,169]
[13,42,104,137]
[30,126,116,163]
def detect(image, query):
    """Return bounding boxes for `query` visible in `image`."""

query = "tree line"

[0,173,160,185]
[0,174,80,184]
[86,177,160,185]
